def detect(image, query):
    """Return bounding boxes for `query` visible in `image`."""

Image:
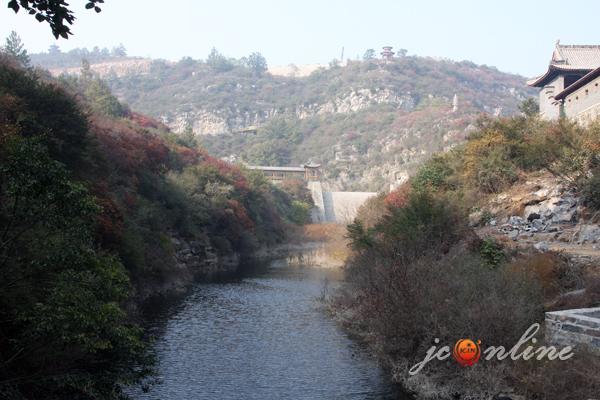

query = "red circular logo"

[453,339,481,365]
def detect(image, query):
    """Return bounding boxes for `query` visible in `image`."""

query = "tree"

[397,48,407,57]
[110,43,127,58]
[7,0,105,39]
[518,97,540,117]
[0,31,30,69]
[363,48,376,61]
[206,47,233,73]
[248,52,267,77]
[0,130,157,396]
[329,58,340,69]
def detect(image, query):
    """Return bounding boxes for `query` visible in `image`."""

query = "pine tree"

[1,31,31,69]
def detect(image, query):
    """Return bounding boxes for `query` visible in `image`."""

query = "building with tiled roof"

[528,41,600,120]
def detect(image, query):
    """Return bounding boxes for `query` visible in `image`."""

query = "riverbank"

[134,224,350,303]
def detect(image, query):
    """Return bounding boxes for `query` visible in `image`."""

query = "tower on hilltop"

[381,45,394,62]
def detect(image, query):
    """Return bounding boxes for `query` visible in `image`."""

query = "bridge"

[246,160,321,181]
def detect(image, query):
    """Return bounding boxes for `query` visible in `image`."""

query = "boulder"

[191,241,206,255]
[468,210,485,227]
[531,219,545,230]
[509,216,526,226]
[534,242,550,252]
[508,230,520,241]
[179,239,191,251]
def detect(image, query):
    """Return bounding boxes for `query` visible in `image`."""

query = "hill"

[33,48,538,191]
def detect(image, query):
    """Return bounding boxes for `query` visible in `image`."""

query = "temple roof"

[528,42,600,87]
[247,166,305,172]
[301,160,321,168]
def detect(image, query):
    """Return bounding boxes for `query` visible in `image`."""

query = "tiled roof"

[301,161,321,168]
[247,166,305,172]
[528,42,600,87]
[551,44,600,70]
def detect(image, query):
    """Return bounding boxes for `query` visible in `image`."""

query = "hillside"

[33,48,538,191]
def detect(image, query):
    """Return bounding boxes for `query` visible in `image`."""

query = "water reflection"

[135,259,410,399]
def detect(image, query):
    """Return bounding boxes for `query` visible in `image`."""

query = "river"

[133,257,411,399]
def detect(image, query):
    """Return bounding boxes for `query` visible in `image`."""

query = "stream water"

[133,257,411,399]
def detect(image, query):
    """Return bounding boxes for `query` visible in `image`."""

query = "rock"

[552,208,578,224]
[191,241,206,255]
[171,238,181,245]
[578,225,600,243]
[490,220,498,226]
[531,219,544,230]
[547,227,558,233]
[509,216,526,226]
[534,242,550,252]
[179,239,191,251]
[469,210,485,227]
[508,230,520,241]
[524,203,541,220]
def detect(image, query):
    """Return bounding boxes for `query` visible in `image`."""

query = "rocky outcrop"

[296,88,414,119]
[470,175,600,255]
[164,87,414,135]
[162,107,279,135]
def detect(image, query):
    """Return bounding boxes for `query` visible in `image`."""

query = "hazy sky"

[1,0,599,78]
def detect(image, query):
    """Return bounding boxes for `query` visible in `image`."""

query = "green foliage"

[477,238,506,268]
[363,49,376,61]
[86,78,128,117]
[0,135,156,397]
[291,200,312,225]
[247,52,267,77]
[0,61,90,170]
[0,31,30,69]
[7,0,104,39]
[518,97,540,117]
[410,162,449,192]
[206,47,233,73]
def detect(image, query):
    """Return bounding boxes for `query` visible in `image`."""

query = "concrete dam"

[308,181,377,224]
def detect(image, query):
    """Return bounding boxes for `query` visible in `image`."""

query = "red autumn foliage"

[200,157,249,194]
[384,185,410,212]
[170,145,210,170]
[129,111,170,132]
[90,115,169,181]
[229,199,255,232]
[90,179,124,249]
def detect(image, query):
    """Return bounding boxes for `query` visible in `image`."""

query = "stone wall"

[545,307,600,349]
[539,76,563,120]
[563,75,600,124]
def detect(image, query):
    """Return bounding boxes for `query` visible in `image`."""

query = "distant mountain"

[35,50,537,191]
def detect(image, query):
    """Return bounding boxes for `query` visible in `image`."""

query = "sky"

[1,0,600,79]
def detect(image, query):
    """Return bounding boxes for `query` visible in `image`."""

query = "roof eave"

[554,66,600,100]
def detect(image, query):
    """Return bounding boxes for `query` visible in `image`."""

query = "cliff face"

[162,88,416,135]
[162,108,280,135]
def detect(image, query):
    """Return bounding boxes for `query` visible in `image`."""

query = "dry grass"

[299,223,352,263]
